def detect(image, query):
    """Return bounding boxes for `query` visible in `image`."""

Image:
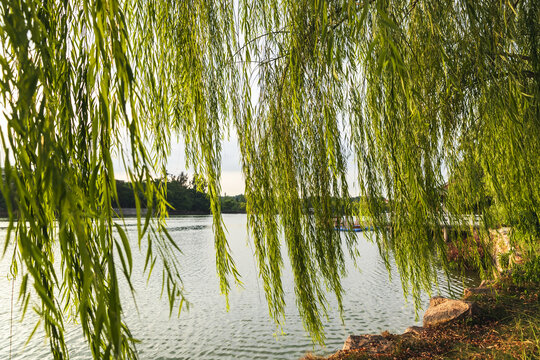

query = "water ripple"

[0,215,479,359]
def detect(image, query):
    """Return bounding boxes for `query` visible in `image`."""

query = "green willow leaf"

[0,0,539,358]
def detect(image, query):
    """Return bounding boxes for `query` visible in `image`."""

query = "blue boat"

[334,226,374,232]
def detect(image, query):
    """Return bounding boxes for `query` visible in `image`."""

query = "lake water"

[0,215,478,359]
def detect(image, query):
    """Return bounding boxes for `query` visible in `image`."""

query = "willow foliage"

[0,0,538,358]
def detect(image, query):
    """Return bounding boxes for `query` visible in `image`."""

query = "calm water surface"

[0,215,478,359]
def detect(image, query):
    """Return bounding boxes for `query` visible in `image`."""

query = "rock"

[464,286,495,298]
[429,296,448,307]
[464,282,498,298]
[464,279,498,298]
[342,334,394,354]
[423,296,476,327]
[404,326,425,335]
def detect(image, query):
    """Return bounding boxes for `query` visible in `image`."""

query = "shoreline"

[303,275,539,359]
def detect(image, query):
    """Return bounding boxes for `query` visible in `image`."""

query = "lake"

[0,214,478,359]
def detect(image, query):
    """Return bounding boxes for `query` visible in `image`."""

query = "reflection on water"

[0,214,478,359]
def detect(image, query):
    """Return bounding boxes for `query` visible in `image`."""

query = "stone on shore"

[342,334,394,354]
[423,296,476,327]
[404,326,425,335]
[464,281,497,298]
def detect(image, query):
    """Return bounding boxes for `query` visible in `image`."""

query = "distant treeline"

[220,194,246,213]
[115,172,246,214]
[0,172,246,216]
[0,171,389,217]
[116,173,211,214]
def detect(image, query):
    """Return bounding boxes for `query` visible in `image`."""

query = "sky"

[108,123,250,195]
[0,108,359,197]
[110,126,360,197]
[163,134,246,196]
[0,104,247,195]
[156,131,359,197]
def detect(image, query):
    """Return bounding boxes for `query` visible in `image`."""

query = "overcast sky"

[164,134,246,196]
[109,129,246,196]
[0,111,358,197]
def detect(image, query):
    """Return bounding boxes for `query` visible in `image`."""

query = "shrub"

[499,252,511,270]
[511,256,540,285]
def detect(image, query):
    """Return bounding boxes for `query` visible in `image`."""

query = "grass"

[302,278,540,360]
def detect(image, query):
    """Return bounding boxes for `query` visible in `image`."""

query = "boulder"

[404,326,425,335]
[464,286,494,298]
[423,296,475,327]
[464,283,497,298]
[342,334,394,354]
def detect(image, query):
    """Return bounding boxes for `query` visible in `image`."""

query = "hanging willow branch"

[0,0,538,358]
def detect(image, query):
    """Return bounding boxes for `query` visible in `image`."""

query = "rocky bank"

[302,278,540,359]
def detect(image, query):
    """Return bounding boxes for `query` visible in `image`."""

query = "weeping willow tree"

[0,0,538,358]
